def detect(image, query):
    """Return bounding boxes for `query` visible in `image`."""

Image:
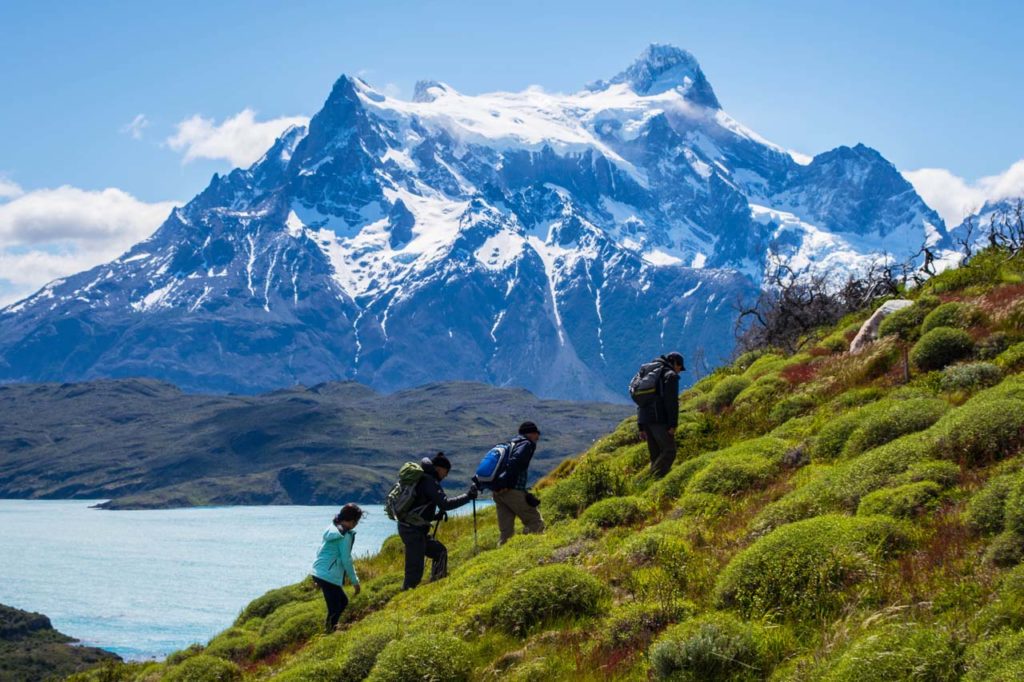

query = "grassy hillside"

[0,604,119,681]
[70,248,1024,680]
[0,380,628,509]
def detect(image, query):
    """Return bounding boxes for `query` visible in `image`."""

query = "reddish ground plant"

[781,361,818,385]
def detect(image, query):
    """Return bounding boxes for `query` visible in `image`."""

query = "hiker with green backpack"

[631,351,685,478]
[385,452,477,590]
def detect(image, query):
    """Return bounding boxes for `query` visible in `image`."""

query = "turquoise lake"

[0,499,483,660]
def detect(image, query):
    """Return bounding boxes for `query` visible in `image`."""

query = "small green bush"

[922,301,984,333]
[162,655,242,682]
[985,530,1024,567]
[581,495,648,528]
[235,580,313,625]
[685,453,777,496]
[964,630,1024,681]
[878,305,928,341]
[911,327,974,371]
[742,353,787,378]
[973,564,1024,635]
[930,398,1024,465]
[891,460,960,487]
[996,342,1024,372]
[1003,476,1024,535]
[857,481,944,518]
[675,492,731,520]
[646,455,712,503]
[488,564,609,635]
[965,473,1017,534]
[841,398,948,459]
[939,362,1003,392]
[709,376,752,411]
[715,514,909,620]
[368,633,471,682]
[769,393,818,424]
[203,628,255,662]
[601,600,693,651]
[544,456,627,519]
[253,599,322,658]
[649,612,772,682]
[819,622,960,682]
[337,629,396,682]
[977,332,1011,360]
[342,573,403,624]
[814,410,871,462]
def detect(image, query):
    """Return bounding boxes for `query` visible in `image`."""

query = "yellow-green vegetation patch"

[367,632,471,682]
[963,630,1024,682]
[839,398,948,459]
[581,494,649,527]
[817,622,961,682]
[487,564,609,636]
[252,598,323,658]
[649,611,786,682]
[930,398,1024,465]
[938,362,1003,392]
[856,480,944,518]
[162,654,241,682]
[685,452,778,496]
[541,455,626,520]
[675,492,731,521]
[709,375,752,411]
[600,600,694,652]
[922,301,985,333]
[716,514,911,620]
[995,341,1024,372]
[203,627,256,663]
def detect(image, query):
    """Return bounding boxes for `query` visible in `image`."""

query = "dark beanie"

[665,351,685,370]
[518,421,540,436]
[431,452,452,471]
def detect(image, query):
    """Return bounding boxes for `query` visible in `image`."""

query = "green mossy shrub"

[368,633,471,682]
[252,599,323,658]
[985,530,1024,567]
[922,301,984,333]
[819,332,850,353]
[203,627,256,662]
[996,342,1024,372]
[973,564,1024,635]
[675,492,731,520]
[601,600,694,651]
[856,481,944,518]
[342,573,404,624]
[891,460,960,488]
[581,495,648,528]
[878,304,928,341]
[685,453,777,496]
[770,415,817,440]
[162,655,242,682]
[165,644,203,665]
[646,455,712,503]
[819,622,961,682]
[742,353,787,378]
[977,332,1011,360]
[273,660,346,682]
[734,349,770,372]
[768,393,818,424]
[911,327,974,371]
[488,564,609,636]
[963,630,1024,681]
[715,514,910,620]
[939,362,1003,392]
[964,473,1017,534]
[543,456,626,520]
[813,409,871,462]
[649,612,774,682]
[930,398,1024,465]
[733,374,787,411]
[1002,476,1024,535]
[840,398,948,459]
[830,387,884,409]
[234,580,313,625]
[337,629,395,682]
[709,376,752,411]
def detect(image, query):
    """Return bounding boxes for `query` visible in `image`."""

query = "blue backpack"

[474,441,514,490]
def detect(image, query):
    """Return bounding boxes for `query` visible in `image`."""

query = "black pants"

[645,423,676,478]
[312,576,348,632]
[398,522,448,590]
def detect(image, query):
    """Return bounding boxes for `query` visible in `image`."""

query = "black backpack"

[629,361,665,406]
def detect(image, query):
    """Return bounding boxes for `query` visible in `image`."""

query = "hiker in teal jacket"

[310,503,363,632]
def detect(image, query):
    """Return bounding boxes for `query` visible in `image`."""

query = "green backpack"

[385,462,426,524]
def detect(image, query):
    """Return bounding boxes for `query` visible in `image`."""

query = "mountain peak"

[589,44,720,108]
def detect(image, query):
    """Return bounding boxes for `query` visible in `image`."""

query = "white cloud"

[0,186,178,306]
[0,177,23,199]
[904,159,1024,227]
[166,109,309,167]
[121,113,150,140]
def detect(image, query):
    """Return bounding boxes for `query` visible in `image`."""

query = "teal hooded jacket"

[311,525,359,588]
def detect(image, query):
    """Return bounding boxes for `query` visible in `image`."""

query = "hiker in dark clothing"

[310,503,363,632]
[398,453,477,590]
[637,351,684,478]
[492,421,545,545]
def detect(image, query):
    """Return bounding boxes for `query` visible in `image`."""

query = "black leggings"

[312,576,349,632]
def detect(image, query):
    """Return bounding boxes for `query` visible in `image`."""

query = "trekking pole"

[472,498,478,555]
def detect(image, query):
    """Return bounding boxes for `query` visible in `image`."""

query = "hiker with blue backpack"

[475,421,545,545]
[385,452,477,590]
[631,352,685,478]
[310,503,363,632]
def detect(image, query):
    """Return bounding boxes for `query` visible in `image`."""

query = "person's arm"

[664,371,680,429]
[503,440,535,483]
[427,478,472,511]
[339,533,359,588]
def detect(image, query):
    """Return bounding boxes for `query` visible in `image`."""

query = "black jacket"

[636,357,680,428]
[494,436,535,491]
[405,457,472,525]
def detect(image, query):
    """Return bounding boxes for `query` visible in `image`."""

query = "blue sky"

[1,0,1023,304]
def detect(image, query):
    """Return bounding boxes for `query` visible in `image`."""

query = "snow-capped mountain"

[0,45,947,400]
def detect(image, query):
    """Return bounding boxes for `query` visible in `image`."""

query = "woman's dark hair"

[334,503,364,525]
